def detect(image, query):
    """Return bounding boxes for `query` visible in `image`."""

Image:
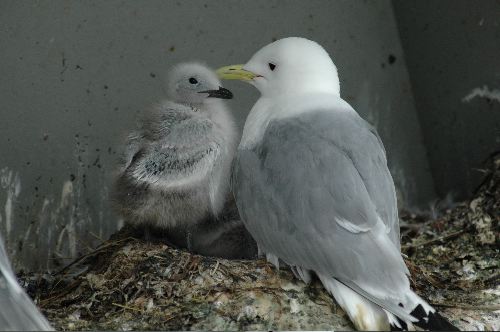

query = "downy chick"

[112,62,257,259]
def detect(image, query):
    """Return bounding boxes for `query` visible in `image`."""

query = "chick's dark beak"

[198,86,233,99]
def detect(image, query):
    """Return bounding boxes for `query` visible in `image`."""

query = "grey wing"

[118,130,143,173]
[0,236,53,331]
[363,123,400,247]
[309,108,399,246]
[126,141,219,185]
[116,104,183,173]
[119,109,221,186]
[233,109,410,319]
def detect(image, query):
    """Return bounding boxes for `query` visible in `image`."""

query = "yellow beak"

[216,64,256,81]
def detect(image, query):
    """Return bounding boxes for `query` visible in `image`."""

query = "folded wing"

[233,103,411,320]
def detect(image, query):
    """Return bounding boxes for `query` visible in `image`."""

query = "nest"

[20,153,499,331]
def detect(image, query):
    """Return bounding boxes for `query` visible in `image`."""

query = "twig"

[210,260,220,276]
[151,255,168,260]
[88,231,105,243]
[112,302,143,313]
[47,257,74,260]
[164,314,177,322]
[39,279,83,307]
[431,302,500,311]
[483,272,500,286]
[74,235,95,253]
[54,237,138,276]
[402,228,467,250]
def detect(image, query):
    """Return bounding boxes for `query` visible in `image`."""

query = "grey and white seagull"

[217,37,457,330]
[113,62,256,259]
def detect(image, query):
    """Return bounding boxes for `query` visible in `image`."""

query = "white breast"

[240,93,355,149]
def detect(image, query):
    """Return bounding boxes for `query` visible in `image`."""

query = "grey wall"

[0,0,434,271]
[393,0,500,200]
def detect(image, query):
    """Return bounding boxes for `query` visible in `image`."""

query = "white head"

[167,62,233,105]
[217,37,340,98]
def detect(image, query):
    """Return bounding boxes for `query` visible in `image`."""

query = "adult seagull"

[217,37,457,331]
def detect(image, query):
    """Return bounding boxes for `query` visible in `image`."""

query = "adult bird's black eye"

[268,63,276,71]
[189,77,198,84]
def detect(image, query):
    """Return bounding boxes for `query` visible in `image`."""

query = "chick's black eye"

[268,63,276,71]
[189,77,198,84]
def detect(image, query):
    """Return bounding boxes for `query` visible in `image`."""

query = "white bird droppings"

[462,85,500,104]
[59,180,74,209]
[0,168,22,237]
[55,180,78,258]
[290,298,300,314]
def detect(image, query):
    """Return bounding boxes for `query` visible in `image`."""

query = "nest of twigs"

[20,153,499,331]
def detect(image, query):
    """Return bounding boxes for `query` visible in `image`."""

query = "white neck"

[239,92,352,149]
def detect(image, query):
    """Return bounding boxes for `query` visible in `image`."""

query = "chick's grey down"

[112,62,257,259]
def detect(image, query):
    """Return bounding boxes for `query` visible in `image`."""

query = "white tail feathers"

[266,252,280,269]
[317,273,438,331]
[291,265,312,284]
[404,290,435,316]
[318,274,392,331]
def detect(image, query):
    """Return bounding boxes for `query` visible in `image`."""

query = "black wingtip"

[412,304,460,331]
[390,304,460,331]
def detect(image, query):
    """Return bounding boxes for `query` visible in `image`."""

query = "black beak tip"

[220,87,233,99]
[199,87,233,99]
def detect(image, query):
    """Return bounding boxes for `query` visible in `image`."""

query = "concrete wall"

[393,0,500,200]
[0,0,434,271]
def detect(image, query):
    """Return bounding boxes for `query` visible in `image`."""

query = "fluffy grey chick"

[0,234,53,331]
[113,62,257,259]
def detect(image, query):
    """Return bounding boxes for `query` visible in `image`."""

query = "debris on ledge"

[20,152,499,331]
[399,151,499,331]
[21,227,352,330]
